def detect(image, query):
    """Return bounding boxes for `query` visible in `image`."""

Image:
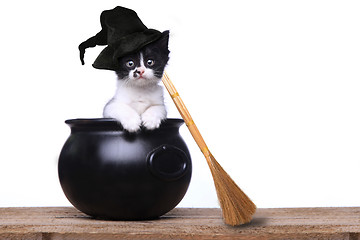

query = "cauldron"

[58,118,192,220]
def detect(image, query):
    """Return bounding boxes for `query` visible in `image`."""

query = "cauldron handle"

[147,144,190,181]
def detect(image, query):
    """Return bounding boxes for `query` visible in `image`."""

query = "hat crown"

[102,7,148,46]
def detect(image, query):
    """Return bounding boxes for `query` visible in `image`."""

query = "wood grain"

[0,207,359,239]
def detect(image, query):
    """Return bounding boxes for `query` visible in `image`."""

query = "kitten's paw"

[119,117,142,133]
[141,113,163,130]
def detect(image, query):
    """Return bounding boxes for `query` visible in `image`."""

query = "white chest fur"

[115,84,164,114]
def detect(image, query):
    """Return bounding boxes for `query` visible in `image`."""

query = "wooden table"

[0,207,359,239]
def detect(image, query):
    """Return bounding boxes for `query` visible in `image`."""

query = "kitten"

[103,31,170,132]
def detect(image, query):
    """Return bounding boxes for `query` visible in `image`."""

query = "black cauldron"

[58,118,192,220]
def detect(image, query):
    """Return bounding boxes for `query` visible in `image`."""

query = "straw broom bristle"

[205,152,256,226]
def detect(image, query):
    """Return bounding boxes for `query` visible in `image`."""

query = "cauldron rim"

[64,118,184,131]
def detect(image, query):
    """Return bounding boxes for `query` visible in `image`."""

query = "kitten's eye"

[146,59,155,67]
[126,60,135,68]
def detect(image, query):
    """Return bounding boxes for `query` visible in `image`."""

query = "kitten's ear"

[161,30,170,42]
[158,30,170,50]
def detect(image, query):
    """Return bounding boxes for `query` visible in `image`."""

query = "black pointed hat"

[79,6,162,70]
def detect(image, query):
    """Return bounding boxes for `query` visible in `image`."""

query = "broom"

[162,72,256,226]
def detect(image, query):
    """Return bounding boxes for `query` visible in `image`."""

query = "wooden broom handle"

[162,72,210,156]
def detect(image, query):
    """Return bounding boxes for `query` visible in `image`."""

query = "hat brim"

[92,29,161,70]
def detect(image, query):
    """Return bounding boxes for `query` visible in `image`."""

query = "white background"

[0,0,359,209]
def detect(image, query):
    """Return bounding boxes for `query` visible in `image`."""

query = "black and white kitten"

[103,31,170,132]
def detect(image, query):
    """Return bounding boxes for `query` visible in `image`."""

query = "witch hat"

[79,6,162,70]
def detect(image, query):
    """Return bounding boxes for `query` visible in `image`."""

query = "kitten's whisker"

[123,77,131,86]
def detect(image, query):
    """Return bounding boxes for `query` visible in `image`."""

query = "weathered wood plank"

[0,207,359,239]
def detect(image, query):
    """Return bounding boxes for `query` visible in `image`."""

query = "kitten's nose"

[136,67,145,76]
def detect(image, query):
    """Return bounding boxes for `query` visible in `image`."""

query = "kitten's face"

[115,31,170,87]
